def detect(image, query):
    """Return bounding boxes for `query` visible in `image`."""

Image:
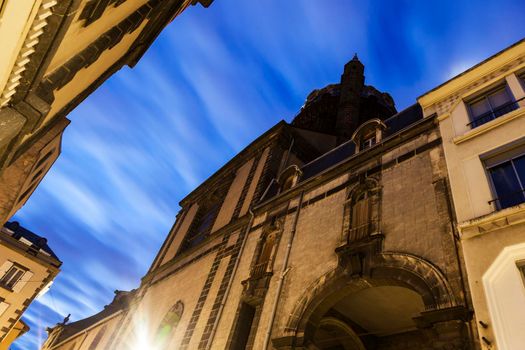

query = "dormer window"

[351,119,386,152]
[466,83,517,129]
[360,130,377,150]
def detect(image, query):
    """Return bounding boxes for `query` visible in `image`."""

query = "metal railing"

[251,261,269,280]
[467,97,524,129]
[488,188,525,209]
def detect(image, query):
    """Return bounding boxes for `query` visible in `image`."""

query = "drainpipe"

[205,208,256,350]
[262,191,304,350]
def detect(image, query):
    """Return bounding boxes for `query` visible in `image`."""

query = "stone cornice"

[418,39,525,108]
[458,203,525,240]
[0,0,59,108]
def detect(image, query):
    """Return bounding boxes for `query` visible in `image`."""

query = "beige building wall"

[0,232,59,345]
[0,319,28,350]
[419,39,525,349]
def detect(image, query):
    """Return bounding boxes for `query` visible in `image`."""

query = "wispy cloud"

[11,0,525,348]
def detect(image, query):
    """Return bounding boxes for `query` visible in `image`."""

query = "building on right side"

[418,38,525,349]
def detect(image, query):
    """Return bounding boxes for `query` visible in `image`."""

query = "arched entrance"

[273,249,470,350]
[313,317,366,350]
[308,283,427,349]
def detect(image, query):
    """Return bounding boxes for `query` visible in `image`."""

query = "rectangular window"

[360,136,376,151]
[0,264,26,290]
[179,203,220,252]
[485,144,525,210]
[350,194,370,241]
[467,84,517,128]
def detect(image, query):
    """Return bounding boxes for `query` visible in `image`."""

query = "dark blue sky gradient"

[11,1,525,348]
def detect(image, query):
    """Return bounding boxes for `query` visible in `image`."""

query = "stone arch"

[314,317,366,350]
[279,252,457,348]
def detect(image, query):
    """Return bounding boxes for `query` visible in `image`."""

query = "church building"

[41,54,479,350]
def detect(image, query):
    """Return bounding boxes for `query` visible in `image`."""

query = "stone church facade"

[41,56,478,349]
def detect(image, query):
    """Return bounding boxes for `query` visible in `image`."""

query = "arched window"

[343,178,381,243]
[155,301,184,349]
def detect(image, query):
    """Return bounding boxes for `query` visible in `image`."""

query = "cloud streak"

[11,1,525,348]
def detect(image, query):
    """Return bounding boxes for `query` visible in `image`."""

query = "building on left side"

[0,221,61,350]
[0,0,214,228]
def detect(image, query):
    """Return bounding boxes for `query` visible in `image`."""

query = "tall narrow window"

[230,302,256,350]
[343,178,380,243]
[155,301,184,349]
[252,231,277,279]
[350,192,371,241]
[467,85,517,128]
[180,202,220,252]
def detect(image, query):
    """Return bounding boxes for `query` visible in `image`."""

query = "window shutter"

[13,270,33,293]
[351,197,370,240]
[0,261,13,277]
[0,302,9,316]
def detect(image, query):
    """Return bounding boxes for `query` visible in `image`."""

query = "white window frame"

[466,83,517,129]
[0,261,32,292]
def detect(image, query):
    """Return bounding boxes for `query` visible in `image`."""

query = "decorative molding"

[418,40,525,108]
[483,242,525,350]
[37,0,162,103]
[79,0,127,27]
[0,0,58,108]
[453,106,525,145]
[458,203,525,240]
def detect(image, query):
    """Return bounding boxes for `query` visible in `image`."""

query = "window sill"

[458,202,525,240]
[453,106,525,145]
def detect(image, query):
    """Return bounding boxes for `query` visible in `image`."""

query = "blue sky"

[11,1,525,348]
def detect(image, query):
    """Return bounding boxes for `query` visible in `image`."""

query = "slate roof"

[2,221,60,262]
[301,103,423,181]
